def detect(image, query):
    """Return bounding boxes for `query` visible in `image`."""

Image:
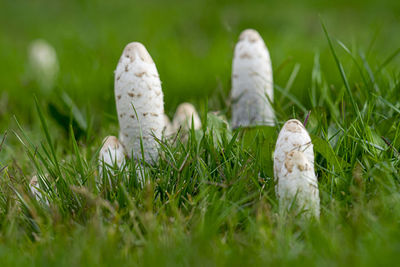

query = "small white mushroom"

[231,29,274,128]
[28,39,59,92]
[172,102,202,133]
[274,119,320,218]
[162,103,202,139]
[29,175,42,201]
[98,136,125,175]
[115,42,165,163]
[29,175,49,204]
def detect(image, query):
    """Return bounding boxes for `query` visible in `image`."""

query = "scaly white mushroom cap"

[274,119,320,218]
[172,102,202,132]
[231,29,274,128]
[28,39,59,92]
[115,42,165,163]
[98,136,125,175]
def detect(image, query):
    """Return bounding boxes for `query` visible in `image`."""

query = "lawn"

[1,0,400,266]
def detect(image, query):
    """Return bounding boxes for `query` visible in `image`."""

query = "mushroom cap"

[115,42,164,162]
[277,150,320,217]
[28,39,59,91]
[172,102,202,132]
[231,28,274,128]
[274,119,314,180]
[120,42,154,64]
[273,119,319,217]
[239,29,263,42]
[99,136,125,169]
[29,175,48,204]
[29,39,58,67]
[30,175,38,187]
[29,175,41,200]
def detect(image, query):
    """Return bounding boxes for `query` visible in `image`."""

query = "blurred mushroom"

[28,39,59,92]
[172,102,201,133]
[231,29,274,128]
[29,175,49,204]
[98,136,126,176]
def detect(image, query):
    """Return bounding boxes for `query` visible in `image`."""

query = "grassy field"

[1,0,400,266]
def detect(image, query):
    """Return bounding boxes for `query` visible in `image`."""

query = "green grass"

[1,0,400,266]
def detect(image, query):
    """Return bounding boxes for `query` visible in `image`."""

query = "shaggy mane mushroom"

[274,119,320,218]
[231,29,274,128]
[115,42,165,164]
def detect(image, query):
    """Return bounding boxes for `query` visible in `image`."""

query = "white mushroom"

[115,42,165,163]
[172,102,202,133]
[274,119,320,218]
[29,175,42,201]
[98,136,126,175]
[231,29,274,128]
[28,39,59,92]
[162,103,202,139]
[29,175,49,204]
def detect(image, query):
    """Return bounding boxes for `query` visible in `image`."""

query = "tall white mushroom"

[98,136,126,175]
[115,42,165,163]
[231,29,274,128]
[28,39,59,92]
[274,119,320,218]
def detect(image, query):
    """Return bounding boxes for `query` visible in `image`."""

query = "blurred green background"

[0,0,399,132]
